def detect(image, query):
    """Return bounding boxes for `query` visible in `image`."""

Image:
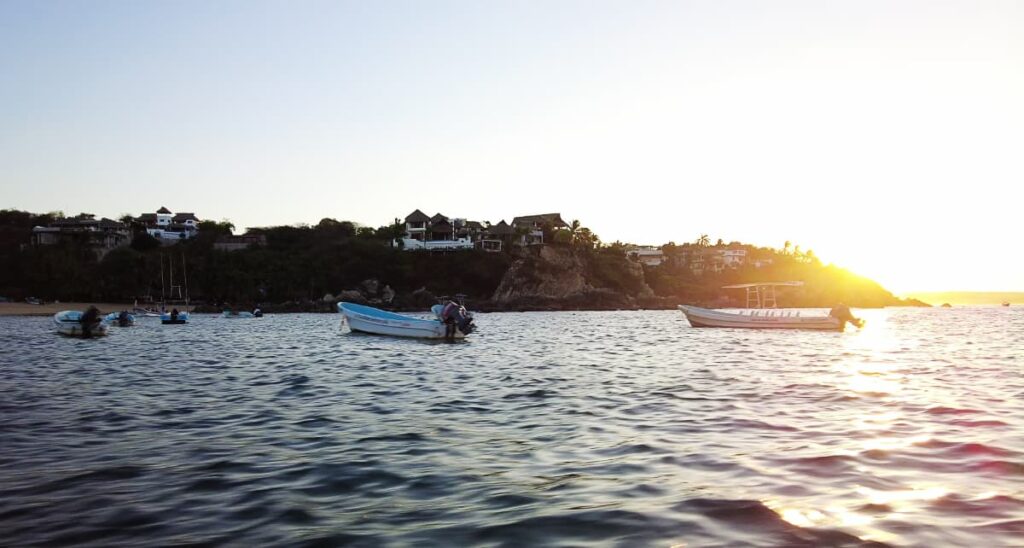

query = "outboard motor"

[80,306,100,337]
[456,307,474,335]
[829,304,864,328]
[440,300,475,336]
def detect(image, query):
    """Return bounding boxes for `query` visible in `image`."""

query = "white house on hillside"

[137,206,200,242]
[718,247,747,266]
[399,210,474,250]
[626,247,665,266]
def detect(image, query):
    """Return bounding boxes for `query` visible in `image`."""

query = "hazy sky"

[2,1,1022,293]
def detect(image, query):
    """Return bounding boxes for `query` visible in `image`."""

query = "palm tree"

[568,219,582,245]
[696,234,710,247]
[783,240,792,255]
[576,228,599,249]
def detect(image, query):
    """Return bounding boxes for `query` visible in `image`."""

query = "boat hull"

[161,311,189,324]
[104,312,136,326]
[222,311,255,318]
[678,305,843,331]
[338,302,465,339]
[54,311,110,337]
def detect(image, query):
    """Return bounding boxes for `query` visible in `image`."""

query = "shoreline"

[0,303,168,316]
[1,301,935,317]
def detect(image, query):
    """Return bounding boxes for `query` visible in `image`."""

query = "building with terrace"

[511,213,568,245]
[31,214,130,257]
[137,206,200,242]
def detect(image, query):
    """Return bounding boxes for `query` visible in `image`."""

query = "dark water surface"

[1,308,1022,547]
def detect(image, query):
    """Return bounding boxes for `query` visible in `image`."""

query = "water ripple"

[0,307,1022,546]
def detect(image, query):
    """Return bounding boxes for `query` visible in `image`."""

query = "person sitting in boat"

[117,310,131,327]
[80,305,101,338]
[253,305,263,318]
[170,308,179,322]
[829,303,864,328]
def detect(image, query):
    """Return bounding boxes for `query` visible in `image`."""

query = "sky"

[1,0,1022,293]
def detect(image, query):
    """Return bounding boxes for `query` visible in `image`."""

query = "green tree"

[131,233,160,252]
[198,220,235,237]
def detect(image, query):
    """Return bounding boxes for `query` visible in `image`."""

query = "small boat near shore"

[104,311,136,326]
[338,301,474,339]
[54,310,109,337]
[222,310,255,318]
[161,310,189,324]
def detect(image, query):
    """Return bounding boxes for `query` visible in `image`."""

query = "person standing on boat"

[80,305,101,338]
[440,300,460,341]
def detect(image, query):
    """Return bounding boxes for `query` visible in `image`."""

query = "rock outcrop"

[490,246,656,310]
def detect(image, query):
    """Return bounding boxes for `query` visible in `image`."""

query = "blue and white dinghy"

[338,302,474,339]
[54,310,110,338]
[161,310,189,324]
[104,311,136,326]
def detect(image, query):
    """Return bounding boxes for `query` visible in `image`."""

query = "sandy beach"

[0,303,141,316]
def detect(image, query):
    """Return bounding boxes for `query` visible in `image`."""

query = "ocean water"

[1,307,1021,547]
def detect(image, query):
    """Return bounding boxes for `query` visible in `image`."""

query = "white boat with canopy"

[678,282,863,331]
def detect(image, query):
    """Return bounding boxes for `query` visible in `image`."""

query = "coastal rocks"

[359,279,380,296]
[336,290,366,304]
[490,246,656,310]
[409,287,437,309]
[381,285,395,304]
[336,279,398,306]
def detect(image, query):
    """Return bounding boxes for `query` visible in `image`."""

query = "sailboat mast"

[160,253,166,303]
[182,253,189,307]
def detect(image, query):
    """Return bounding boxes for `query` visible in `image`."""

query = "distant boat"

[941,303,952,308]
[104,311,136,326]
[157,253,191,324]
[161,310,189,324]
[1003,302,1011,307]
[222,310,255,318]
[338,301,474,339]
[678,282,863,331]
[54,310,109,337]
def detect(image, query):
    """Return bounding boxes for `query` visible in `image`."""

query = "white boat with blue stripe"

[54,310,110,337]
[338,302,473,339]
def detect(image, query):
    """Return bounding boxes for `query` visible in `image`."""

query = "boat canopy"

[721,281,804,289]
[721,281,804,308]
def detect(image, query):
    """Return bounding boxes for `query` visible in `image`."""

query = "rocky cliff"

[489,246,666,310]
